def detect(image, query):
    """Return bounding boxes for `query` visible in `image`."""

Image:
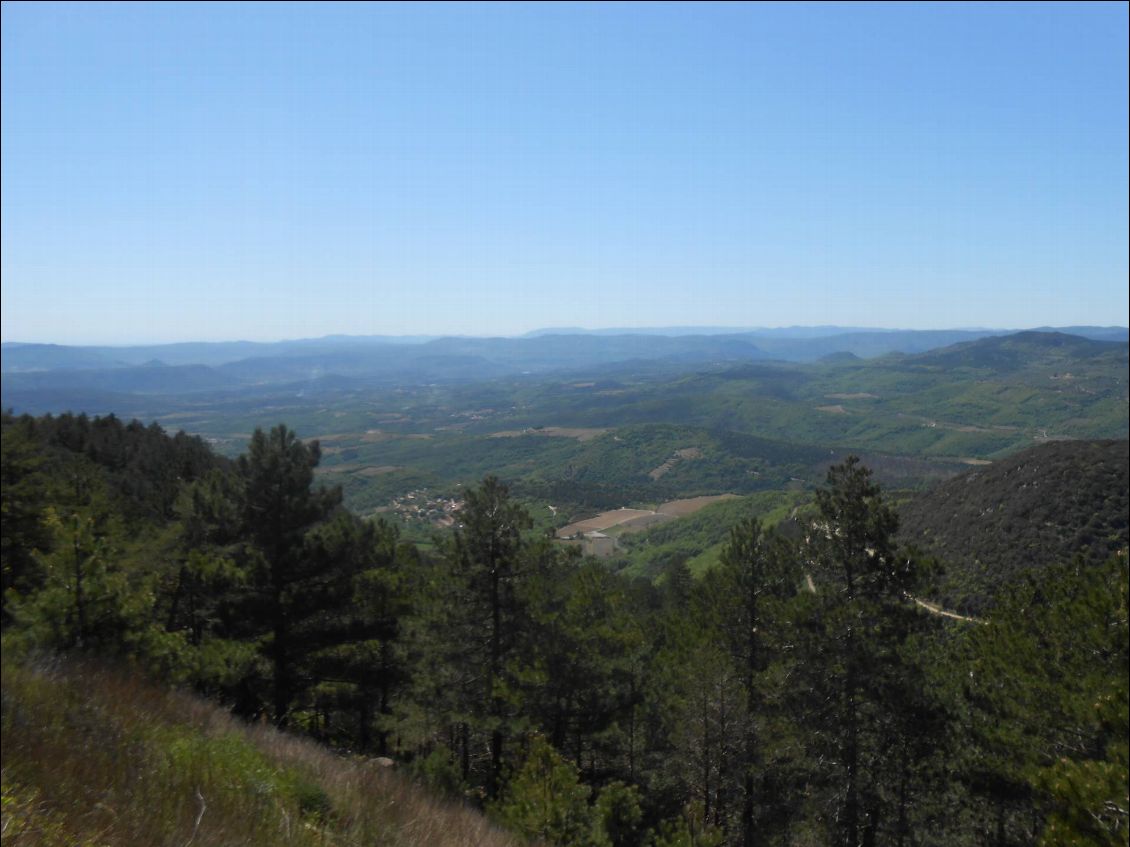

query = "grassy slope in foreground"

[1,657,519,847]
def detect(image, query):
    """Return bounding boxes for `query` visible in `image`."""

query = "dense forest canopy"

[898,439,1129,612]
[2,410,1126,846]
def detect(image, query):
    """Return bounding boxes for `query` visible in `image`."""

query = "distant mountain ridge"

[520,324,891,338]
[4,325,1126,374]
[901,330,1129,371]
[3,329,1127,414]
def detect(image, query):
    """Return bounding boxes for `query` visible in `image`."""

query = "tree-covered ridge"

[2,412,1126,846]
[1,412,226,631]
[901,330,1127,372]
[898,439,1129,613]
[6,411,225,520]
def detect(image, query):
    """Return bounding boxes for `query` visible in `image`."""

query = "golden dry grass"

[656,494,740,518]
[1,656,522,847]
[555,508,656,538]
[354,465,403,477]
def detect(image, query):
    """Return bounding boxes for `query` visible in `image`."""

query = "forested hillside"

[2,412,1126,846]
[899,440,1129,612]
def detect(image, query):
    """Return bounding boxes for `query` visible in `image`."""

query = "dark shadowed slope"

[898,439,1129,613]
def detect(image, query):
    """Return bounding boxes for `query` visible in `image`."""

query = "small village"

[375,489,464,528]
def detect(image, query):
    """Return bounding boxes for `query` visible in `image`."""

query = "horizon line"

[6,323,1129,349]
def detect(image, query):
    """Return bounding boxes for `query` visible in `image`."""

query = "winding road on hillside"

[803,572,986,624]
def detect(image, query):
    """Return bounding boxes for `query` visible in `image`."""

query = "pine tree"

[15,465,144,651]
[300,513,406,751]
[712,518,800,846]
[233,425,342,726]
[798,457,928,846]
[963,554,1129,846]
[1,414,53,622]
[490,735,595,846]
[523,557,647,783]
[429,476,538,796]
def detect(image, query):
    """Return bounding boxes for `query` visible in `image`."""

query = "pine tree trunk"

[358,686,371,752]
[460,722,470,784]
[273,618,290,728]
[72,517,87,647]
[488,555,503,798]
[743,569,759,847]
[896,750,909,847]
[844,675,859,847]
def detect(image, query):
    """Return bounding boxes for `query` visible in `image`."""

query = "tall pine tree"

[234,425,342,727]
[798,457,929,846]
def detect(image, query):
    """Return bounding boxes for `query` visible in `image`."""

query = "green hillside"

[611,490,806,580]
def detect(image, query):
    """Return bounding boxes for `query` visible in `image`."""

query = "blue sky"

[2,2,1127,343]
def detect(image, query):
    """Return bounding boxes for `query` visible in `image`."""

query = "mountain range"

[3,326,1126,390]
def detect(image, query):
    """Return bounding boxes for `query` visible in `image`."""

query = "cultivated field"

[356,465,403,476]
[556,494,738,538]
[490,426,610,442]
[315,463,403,477]
[657,493,741,517]
[556,508,656,538]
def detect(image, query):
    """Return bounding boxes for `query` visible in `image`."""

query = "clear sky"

[2,2,1127,344]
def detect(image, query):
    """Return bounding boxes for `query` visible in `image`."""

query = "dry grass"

[354,466,402,477]
[610,513,674,534]
[555,508,656,538]
[557,494,738,538]
[656,494,740,518]
[1,656,522,847]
